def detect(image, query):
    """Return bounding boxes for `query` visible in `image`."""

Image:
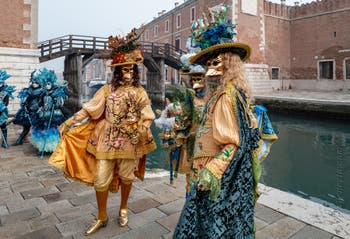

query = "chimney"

[294,1,300,6]
[175,2,179,7]
[158,12,162,17]
[162,10,166,14]
[281,0,286,5]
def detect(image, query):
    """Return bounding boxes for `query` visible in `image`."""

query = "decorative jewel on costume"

[189,4,251,65]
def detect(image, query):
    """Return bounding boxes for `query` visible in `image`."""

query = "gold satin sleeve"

[206,93,240,179]
[138,88,155,128]
[82,84,108,120]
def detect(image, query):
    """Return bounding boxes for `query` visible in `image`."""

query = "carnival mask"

[46,83,52,90]
[191,74,205,91]
[31,82,40,88]
[121,65,134,85]
[205,55,223,77]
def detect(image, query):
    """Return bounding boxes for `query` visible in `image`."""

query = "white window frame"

[176,14,181,29]
[175,37,181,50]
[165,19,169,33]
[154,25,158,38]
[145,30,149,41]
[190,7,196,23]
[343,57,350,80]
[318,59,335,80]
[271,67,280,80]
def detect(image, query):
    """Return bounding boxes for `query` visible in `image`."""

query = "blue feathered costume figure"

[0,69,16,148]
[13,68,68,155]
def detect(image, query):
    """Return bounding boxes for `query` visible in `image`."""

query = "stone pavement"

[0,124,344,239]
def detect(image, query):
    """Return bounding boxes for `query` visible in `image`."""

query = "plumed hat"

[189,4,251,65]
[108,28,144,67]
[179,38,205,75]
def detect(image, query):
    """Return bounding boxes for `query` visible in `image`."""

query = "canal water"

[146,108,350,213]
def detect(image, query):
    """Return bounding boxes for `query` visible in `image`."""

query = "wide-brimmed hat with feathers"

[107,28,144,67]
[189,4,251,65]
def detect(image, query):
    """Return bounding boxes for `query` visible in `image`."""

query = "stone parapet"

[0,47,40,114]
[245,63,277,94]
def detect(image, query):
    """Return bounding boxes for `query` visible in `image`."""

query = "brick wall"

[0,0,38,49]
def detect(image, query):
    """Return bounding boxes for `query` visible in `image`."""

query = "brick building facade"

[0,0,40,113]
[140,0,350,93]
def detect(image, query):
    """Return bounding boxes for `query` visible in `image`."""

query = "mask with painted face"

[120,65,134,85]
[205,55,223,78]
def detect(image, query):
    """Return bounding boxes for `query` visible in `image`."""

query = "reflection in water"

[146,104,350,212]
[261,112,350,212]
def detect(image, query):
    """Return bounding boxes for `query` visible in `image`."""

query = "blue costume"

[13,68,68,154]
[0,69,15,148]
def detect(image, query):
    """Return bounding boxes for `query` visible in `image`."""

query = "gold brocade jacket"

[192,86,241,181]
[72,84,156,160]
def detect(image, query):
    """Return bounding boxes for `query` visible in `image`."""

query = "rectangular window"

[175,38,180,50]
[165,20,169,33]
[145,30,149,40]
[176,14,181,28]
[344,58,350,80]
[190,7,196,22]
[319,60,334,80]
[271,67,280,80]
[154,25,158,37]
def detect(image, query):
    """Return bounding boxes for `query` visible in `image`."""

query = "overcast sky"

[38,0,315,72]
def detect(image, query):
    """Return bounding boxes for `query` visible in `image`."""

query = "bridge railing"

[38,35,185,65]
[38,35,109,59]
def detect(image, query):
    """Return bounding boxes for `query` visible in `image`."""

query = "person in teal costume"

[174,5,277,238]
[0,69,15,148]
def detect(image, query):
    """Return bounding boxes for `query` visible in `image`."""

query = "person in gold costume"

[49,28,156,236]
[174,5,277,238]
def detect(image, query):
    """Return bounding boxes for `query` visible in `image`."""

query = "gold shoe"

[85,217,108,236]
[118,209,128,227]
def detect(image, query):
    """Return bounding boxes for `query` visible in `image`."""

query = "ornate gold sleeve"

[206,93,240,179]
[81,84,108,120]
[138,88,155,128]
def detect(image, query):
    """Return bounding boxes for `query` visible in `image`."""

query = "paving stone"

[40,177,69,187]
[289,225,334,239]
[144,182,177,195]
[0,192,23,206]
[56,182,91,194]
[39,199,73,215]
[156,211,181,232]
[161,232,174,239]
[29,214,60,231]
[42,190,75,203]
[129,197,161,214]
[128,187,154,202]
[157,198,186,215]
[16,226,63,239]
[111,222,169,239]
[0,205,9,216]
[69,192,96,206]
[20,186,60,199]
[256,217,305,239]
[7,197,47,213]
[0,221,31,238]
[11,181,44,192]
[0,208,41,225]
[151,191,182,204]
[128,208,167,229]
[254,204,286,224]
[55,204,95,222]
[26,167,57,178]
[255,217,269,231]
[56,217,92,237]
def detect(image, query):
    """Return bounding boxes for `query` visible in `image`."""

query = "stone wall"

[0,47,40,114]
[245,64,278,94]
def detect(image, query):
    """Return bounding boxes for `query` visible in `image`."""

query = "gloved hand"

[197,168,222,201]
[58,117,74,137]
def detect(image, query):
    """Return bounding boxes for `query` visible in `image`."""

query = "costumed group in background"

[1,4,278,238]
[0,68,68,156]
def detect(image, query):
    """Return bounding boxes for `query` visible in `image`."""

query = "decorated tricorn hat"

[108,28,144,67]
[189,4,251,65]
